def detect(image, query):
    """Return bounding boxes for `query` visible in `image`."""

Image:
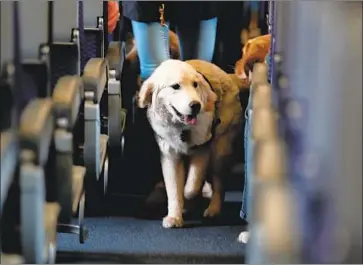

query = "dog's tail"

[228,74,250,91]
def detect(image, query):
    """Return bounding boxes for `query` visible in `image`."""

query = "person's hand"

[108,0,120,34]
[235,34,271,80]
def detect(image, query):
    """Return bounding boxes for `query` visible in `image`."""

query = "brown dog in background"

[235,34,271,81]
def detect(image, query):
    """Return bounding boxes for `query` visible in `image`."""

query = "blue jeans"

[250,1,260,12]
[244,1,260,12]
[131,18,218,80]
[241,54,272,222]
[108,34,113,43]
[240,92,253,223]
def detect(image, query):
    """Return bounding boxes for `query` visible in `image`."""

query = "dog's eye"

[171,84,180,90]
[193,81,198,88]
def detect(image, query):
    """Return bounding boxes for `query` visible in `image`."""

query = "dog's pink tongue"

[184,116,197,125]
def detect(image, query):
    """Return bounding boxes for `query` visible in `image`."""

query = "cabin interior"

[0,1,362,264]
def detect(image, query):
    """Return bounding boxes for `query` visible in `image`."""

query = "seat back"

[0,2,19,215]
[1,1,15,66]
[78,1,86,73]
[83,2,103,28]
[0,1,15,131]
[50,1,81,89]
[102,1,109,55]
[18,2,48,60]
[19,1,51,99]
[83,1,105,66]
[50,1,85,221]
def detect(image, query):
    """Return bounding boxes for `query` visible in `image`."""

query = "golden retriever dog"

[138,59,248,228]
[126,30,180,63]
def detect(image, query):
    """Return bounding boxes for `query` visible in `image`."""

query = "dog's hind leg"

[204,173,224,218]
[161,154,185,228]
[184,151,210,200]
[203,136,232,218]
[202,181,213,198]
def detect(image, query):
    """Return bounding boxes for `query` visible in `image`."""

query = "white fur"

[149,60,209,117]
[201,181,213,198]
[160,155,185,228]
[151,111,214,156]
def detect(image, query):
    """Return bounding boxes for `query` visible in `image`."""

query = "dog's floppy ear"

[138,79,154,108]
[204,87,217,112]
[206,85,217,102]
[196,72,217,112]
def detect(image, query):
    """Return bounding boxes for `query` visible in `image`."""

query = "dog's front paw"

[184,182,213,200]
[237,231,250,244]
[162,216,184,228]
[203,202,221,218]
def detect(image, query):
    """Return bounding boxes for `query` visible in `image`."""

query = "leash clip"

[159,4,166,26]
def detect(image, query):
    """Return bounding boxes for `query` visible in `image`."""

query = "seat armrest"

[19,99,54,166]
[83,58,108,103]
[52,76,83,130]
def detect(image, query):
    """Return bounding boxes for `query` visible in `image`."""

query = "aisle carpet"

[57,217,246,263]
[56,192,247,263]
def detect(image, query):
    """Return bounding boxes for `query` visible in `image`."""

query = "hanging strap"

[103,1,108,54]
[47,2,53,45]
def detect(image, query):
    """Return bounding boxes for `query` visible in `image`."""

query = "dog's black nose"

[189,101,201,115]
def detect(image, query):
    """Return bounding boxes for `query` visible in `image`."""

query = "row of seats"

[242,62,296,263]
[245,2,363,263]
[0,1,125,263]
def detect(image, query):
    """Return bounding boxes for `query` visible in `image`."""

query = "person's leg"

[176,17,218,62]
[241,94,253,223]
[131,21,170,80]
